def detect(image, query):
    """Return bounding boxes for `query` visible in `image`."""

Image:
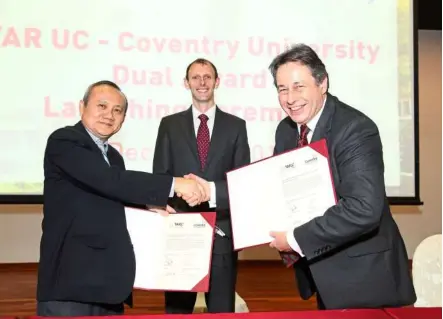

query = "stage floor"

[0,261,317,316]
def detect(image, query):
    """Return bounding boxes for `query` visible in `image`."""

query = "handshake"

[148,174,210,216]
[174,173,211,207]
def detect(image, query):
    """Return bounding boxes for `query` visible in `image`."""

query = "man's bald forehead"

[83,81,128,111]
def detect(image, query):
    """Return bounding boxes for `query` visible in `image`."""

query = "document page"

[226,139,336,250]
[125,209,216,292]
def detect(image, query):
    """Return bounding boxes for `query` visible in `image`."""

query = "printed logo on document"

[305,156,318,164]
[171,222,184,227]
[280,161,297,179]
[285,162,295,169]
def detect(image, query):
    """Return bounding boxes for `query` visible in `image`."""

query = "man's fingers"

[197,184,206,200]
[187,200,200,207]
[151,209,169,217]
[166,205,176,213]
[183,194,202,207]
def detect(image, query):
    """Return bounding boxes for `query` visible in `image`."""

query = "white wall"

[0,30,441,263]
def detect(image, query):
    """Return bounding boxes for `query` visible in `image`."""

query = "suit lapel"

[74,122,103,157]
[180,107,200,164]
[205,107,225,169]
[106,149,119,168]
[74,121,118,167]
[311,94,335,143]
[287,119,300,150]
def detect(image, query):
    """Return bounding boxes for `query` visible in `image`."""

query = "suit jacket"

[274,93,416,309]
[37,121,173,305]
[153,106,250,253]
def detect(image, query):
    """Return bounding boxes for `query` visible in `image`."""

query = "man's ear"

[320,77,328,94]
[183,78,190,89]
[79,100,85,116]
[215,77,220,89]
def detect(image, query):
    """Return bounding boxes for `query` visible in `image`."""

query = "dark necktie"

[196,114,210,170]
[298,124,310,147]
[280,124,310,267]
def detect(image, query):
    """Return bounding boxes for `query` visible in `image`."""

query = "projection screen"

[0,0,421,204]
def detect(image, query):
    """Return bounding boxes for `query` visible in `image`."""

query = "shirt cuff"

[169,178,175,198]
[286,231,305,257]
[208,182,216,208]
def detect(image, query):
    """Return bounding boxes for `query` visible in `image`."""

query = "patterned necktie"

[298,124,310,147]
[280,243,300,267]
[196,114,210,170]
[280,124,310,267]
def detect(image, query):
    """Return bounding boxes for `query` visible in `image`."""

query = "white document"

[125,209,216,292]
[226,139,337,250]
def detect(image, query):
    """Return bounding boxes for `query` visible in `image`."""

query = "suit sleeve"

[46,130,173,207]
[273,123,284,156]
[153,119,173,175]
[214,120,251,210]
[293,117,386,260]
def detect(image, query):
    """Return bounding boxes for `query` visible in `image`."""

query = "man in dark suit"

[37,80,205,317]
[268,44,416,310]
[153,58,250,313]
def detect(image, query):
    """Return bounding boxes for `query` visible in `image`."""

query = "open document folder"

[125,208,216,292]
[226,139,337,251]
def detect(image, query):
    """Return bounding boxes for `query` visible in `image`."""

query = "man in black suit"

[37,80,205,317]
[153,58,250,313]
[268,44,416,309]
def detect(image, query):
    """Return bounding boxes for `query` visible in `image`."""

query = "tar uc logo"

[174,222,184,227]
[285,162,294,168]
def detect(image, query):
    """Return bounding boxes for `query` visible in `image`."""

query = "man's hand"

[147,205,176,217]
[174,177,204,207]
[269,231,292,252]
[183,173,210,202]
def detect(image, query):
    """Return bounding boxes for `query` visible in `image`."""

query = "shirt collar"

[192,104,216,120]
[297,96,327,133]
[84,126,108,150]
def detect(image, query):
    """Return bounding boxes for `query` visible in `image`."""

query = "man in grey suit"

[268,44,416,310]
[153,58,250,313]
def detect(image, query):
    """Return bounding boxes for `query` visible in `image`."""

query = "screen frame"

[0,0,423,206]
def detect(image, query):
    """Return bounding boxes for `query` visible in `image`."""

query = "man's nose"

[287,90,299,105]
[103,110,115,120]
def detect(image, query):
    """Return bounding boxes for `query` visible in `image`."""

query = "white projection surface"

[0,0,416,199]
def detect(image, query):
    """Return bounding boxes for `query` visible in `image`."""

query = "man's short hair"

[268,44,329,90]
[185,58,219,80]
[82,80,128,113]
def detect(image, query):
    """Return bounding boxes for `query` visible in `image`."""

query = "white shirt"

[192,105,216,139]
[191,105,217,208]
[286,97,327,257]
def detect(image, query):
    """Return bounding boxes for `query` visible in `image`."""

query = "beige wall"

[0,30,441,263]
